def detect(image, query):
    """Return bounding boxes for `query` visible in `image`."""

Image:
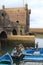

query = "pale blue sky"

[0,0,43,28]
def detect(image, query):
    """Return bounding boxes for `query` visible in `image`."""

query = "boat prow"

[0,53,13,65]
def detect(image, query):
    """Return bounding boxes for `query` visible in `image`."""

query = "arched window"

[0,31,7,38]
[12,29,17,35]
[20,30,22,35]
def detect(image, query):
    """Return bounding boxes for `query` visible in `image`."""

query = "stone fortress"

[0,4,31,38]
[0,4,35,52]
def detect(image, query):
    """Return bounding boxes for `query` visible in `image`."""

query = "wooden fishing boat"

[22,48,43,56]
[23,55,43,62]
[11,48,43,62]
[11,48,24,61]
[0,53,13,65]
[11,52,24,61]
[22,49,35,55]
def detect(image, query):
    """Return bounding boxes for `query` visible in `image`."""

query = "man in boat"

[17,44,25,59]
[11,44,24,56]
[18,44,24,53]
[11,44,25,60]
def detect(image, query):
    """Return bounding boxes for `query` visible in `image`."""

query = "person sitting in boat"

[11,44,25,60]
[17,44,25,57]
[18,44,25,53]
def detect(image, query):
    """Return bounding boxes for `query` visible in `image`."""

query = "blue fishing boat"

[22,48,43,62]
[22,48,43,56]
[0,53,13,65]
[22,49,35,55]
[11,48,24,61]
[11,51,24,61]
[23,55,43,62]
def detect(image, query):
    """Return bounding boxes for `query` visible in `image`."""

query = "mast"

[23,0,28,7]
[23,0,24,7]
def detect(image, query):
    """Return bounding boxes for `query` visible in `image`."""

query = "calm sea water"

[35,38,43,48]
[35,34,43,48]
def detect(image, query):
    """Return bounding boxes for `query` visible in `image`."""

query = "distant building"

[0,4,31,38]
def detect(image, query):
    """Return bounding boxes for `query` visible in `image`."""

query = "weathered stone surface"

[0,4,31,35]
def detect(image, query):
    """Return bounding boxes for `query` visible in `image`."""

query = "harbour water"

[35,38,43,48]
[35,34,43,48]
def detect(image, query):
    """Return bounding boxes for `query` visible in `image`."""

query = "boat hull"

[11,54,24,62]
[23,55,43,62]
[22,48,43,56]
[0,53,13,65]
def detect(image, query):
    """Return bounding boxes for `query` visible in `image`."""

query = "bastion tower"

[0,4,31,37]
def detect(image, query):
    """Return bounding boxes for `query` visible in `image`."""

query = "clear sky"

[0,0,43,28]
